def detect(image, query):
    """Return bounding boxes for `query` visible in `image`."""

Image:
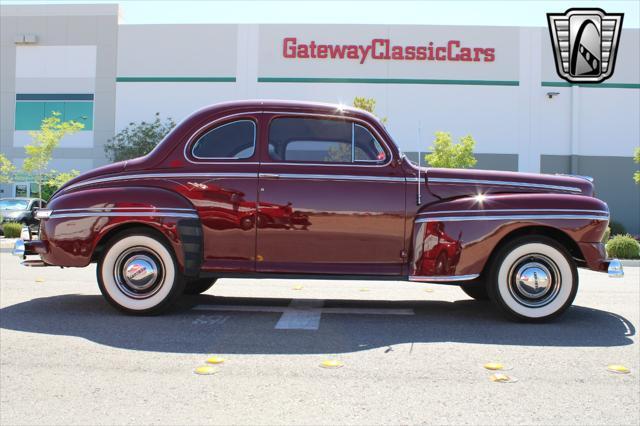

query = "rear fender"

[40,186,203,276]
[410,193,609,278]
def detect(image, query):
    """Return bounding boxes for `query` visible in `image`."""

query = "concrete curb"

[621,259,640,267]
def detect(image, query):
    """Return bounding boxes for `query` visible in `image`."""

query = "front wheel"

[97,230,185,315]
[487,236,578,322]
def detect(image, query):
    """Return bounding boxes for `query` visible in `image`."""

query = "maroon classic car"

[13,100,623,321]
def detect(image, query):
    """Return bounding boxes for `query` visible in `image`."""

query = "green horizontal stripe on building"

[258,77,520,86]
[542,81,640,89]
[16,93,94,101]
[116,77,236,82]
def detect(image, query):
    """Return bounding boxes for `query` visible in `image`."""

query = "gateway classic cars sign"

[282,37,496,64]
[258,25,519,81]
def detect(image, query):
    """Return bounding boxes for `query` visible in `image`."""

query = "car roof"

[188,99,382,123]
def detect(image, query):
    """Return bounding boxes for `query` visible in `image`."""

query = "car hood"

[0,209,28,219]
[426,168,594,199]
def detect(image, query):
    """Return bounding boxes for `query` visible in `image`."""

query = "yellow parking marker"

[320,359,344,369]
[35,277,45,282]
[606,364,630,374]
[292,284,303,290]
[193,365,218,375]
[206,356,225,365]
[483,362,511,371]
[489,373,517,383]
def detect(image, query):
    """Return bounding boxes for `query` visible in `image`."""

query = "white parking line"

[192,300,415,330]
[275,299,324,330]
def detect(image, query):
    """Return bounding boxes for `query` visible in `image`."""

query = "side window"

[354,124,386,162]
[268,117,387,164]
[191,120,256,159]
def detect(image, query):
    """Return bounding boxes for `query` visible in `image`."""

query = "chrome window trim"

[428,177,582,193]
[49,212,199,219]
[191,119,257,160]
[409,274,480,282]
[415,214,609,223]
[183,111,262,165]
[65,172,259,190]
[418,208,609,216]
[263,111,394,168]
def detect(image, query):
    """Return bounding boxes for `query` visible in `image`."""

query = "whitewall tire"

[97,230,185,315]
[487,236,578,322]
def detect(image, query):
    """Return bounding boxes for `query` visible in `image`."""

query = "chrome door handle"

[259,173,280,179]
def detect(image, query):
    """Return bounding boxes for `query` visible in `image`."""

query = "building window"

[191,120,256,159]
[14,94,94,131]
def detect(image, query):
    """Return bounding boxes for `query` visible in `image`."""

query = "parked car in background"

[0,197,46,234]
[12,100,623,321]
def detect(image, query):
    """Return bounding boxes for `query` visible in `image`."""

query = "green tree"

[352,96,387,123]
[0,153,15,184]
[634,147,640,184]
[104,113,176,162]
[41,170,80,201]
[425,132,477,169]
[22,112,84,206]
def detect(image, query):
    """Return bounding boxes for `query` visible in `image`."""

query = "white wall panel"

[13,130,94,148]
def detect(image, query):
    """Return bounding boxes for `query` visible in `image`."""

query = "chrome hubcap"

[508,254,561,308]
[515,263,551,299]
[123,256,158,291]
[114,247,165,299]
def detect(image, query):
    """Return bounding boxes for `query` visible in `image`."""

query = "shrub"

[601,226,611,243]
[609,221,626,236]
[606,234,640,259]
[2,222,23,238]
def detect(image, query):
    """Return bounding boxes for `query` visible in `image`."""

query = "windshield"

[0,199,29,210]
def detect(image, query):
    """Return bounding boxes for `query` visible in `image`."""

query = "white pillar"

[517,27,542,173]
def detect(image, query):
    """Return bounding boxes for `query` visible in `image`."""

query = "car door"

[256,113,407,276]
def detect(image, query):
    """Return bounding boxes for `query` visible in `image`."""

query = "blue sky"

[1,0,639,27]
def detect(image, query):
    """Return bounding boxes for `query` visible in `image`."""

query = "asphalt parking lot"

[0,247,638,426]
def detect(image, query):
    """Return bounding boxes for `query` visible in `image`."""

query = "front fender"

[39,186,203,276]
[410,193,609,278]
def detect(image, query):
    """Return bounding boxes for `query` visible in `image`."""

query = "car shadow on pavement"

[0,294,635,354]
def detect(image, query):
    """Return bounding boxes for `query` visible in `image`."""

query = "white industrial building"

[1,4,638,232]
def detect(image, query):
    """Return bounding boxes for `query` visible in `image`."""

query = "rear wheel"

[97,230,185,315]
[487,236,578,322]
[184,278,217,295]
[460,280,489,300]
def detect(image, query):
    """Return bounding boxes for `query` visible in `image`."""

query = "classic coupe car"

[13,100,623,320]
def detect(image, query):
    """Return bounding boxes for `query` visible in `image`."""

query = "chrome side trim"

[418,209,609,216]
[65,172,258,190]
[270,173,405,183]
[49,212,199,219]
[429,177,582,193]
[415,214,609,223]
[54,207,197,213]
[409,274,480,282]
